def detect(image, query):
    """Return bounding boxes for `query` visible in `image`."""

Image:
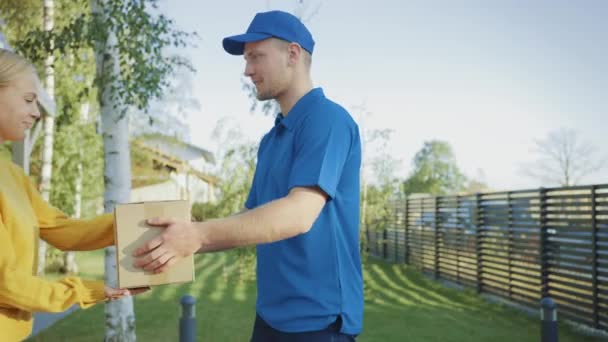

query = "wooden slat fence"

[366,184,608,331]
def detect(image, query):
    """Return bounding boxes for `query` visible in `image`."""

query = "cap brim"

[222,32,272,55]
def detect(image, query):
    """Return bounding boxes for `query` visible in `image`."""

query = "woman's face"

[0,72,41,142]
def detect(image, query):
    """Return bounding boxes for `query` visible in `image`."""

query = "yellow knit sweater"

[0,160,114,341]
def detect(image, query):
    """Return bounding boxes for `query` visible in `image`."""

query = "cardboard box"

[114,200,194,288]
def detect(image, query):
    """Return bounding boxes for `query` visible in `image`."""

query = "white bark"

[92,0,136,340]
[63,250,78,274]
[38,0,55,276]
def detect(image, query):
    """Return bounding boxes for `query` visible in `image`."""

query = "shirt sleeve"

[244,172,258,210]
[0,213,106,313]
[245,133,270,209]
[19,165,114,251]
[288,114,354,199]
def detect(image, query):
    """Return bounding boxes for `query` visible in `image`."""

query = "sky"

[158,0,607,191]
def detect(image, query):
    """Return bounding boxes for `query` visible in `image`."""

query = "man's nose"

[244,62,254,77]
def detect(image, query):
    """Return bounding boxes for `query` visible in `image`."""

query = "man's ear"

[287,43,302,66]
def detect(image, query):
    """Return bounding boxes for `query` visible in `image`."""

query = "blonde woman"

[0,49,141,341]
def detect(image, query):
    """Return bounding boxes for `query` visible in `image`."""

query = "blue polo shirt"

[244,88,363,335]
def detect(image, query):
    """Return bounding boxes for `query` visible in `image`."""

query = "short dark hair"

[271,38,312,70]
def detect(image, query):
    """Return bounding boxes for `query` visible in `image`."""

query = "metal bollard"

[540,297,558,342]
[180,295,196,342]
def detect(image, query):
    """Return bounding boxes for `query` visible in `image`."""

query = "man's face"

[0,72,41,142]
[243,38,291,101]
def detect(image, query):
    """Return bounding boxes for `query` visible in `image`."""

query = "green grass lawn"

[28,251,602,342]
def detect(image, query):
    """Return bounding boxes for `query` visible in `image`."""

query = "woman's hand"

[127,286,151,296]
[104,286,151,301]
[104,286,129,301]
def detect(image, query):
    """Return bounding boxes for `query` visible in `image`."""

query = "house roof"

[132,137,219,185]
[137,135,215,165]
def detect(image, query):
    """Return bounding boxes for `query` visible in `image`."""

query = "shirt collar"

[274,87,324,131]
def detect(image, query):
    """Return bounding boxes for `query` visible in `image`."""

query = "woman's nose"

[31,102,41,119]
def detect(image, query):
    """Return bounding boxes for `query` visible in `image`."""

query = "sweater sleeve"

[0,214,106,312]
[20,170,115,251]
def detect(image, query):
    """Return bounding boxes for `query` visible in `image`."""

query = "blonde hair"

[0,49,35,88]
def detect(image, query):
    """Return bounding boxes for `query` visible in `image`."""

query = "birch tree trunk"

[92,0,136,340]
[38,0,55,276]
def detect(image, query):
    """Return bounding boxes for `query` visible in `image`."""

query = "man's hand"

[132,217,202,273]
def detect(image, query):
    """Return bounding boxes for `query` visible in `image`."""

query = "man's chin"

[256,94,272,101]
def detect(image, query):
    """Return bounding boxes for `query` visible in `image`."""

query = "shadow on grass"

[28,254,603,342]
[28,252,258,342]
[360,260,604,342]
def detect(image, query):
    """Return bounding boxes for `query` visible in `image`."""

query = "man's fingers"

[147,217,175,227]
[142,251,173,272]
[134,246,166,267]
[133,236,163,257]
[154,256,177,274]
[133,218,177,257]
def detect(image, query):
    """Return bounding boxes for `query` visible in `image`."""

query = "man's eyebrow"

[244,50,261,59]
[25,92,38,99]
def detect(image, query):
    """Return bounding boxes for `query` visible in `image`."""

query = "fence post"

[377,230,381,258]
[539,188,549,299]
[394,202,399,263]
[180,295,196,342]
[419,197,423,270]
[382,229,388,260]
[507,191,513,300]
[475,193,483,294]
[540,297,558,342]
[434,196,440,279]
[375,229,379,258]
[365,223,370,254]
[404,195,409,264]
[456,195,461,283]
[591,185,599,329]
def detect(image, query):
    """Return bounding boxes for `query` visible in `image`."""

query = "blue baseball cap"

[222,10,315,56]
